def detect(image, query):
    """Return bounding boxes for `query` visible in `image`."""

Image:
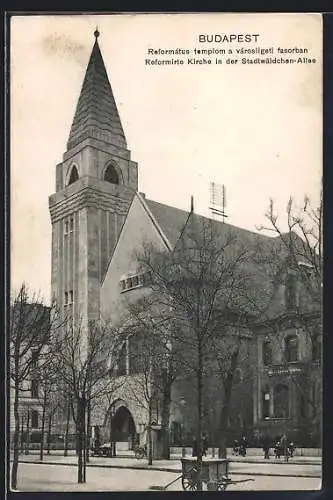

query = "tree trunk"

[64,399,71,457]
[85,401,91,463]
[217,404,229,459]
[25,410,30,455]
[147,403,153,465]
[109,412,113,457]
[218,347,239,459]
[11,381,20,490]
[46,411,52,454]
[39,388,48,461]
[20,415,24,454]
[77,397,86,484]
[83,403,87,482]
[196,338,203,491]
[77,420,83,483]
[160,382,171,459]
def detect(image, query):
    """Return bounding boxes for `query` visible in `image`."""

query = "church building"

[48,31,321,452]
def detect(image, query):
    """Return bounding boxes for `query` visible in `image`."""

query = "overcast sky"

[11,13,322,303]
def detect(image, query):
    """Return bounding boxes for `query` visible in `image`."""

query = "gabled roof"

[144,199,190,248]
[145,198,274,250]
[67,32,127,151]
[139,199,316,321]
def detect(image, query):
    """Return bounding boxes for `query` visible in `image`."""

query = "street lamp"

[110,406,116,457]
[179,397,186,457]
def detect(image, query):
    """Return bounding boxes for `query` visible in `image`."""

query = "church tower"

[49,30,138,327]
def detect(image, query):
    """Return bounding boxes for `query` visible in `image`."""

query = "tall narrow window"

[300,394,307,418]
[262,385,270,419]
[31,410,39,429]
[274,384,289,418]
[132,275,139,288]
[31,379,39,398]
[312,334,321,362]
[31,351,38,372]
[104,165,119,185]
[68,166,79,185]
[117,343,127,375]
[285,270,297,311]
[263,340,273,366]
[285,334,298,362]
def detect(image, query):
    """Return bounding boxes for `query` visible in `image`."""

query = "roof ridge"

[145,197,277,243]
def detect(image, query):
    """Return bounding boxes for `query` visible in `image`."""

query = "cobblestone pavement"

[14,463,322,492]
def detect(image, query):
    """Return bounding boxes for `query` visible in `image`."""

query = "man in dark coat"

[202,433,208,457]
[262,435,270,459]
[240,435,247,457]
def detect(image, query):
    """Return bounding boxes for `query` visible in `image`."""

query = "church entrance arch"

[109,404,138,451]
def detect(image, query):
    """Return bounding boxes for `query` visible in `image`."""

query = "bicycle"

[134,444,147,459]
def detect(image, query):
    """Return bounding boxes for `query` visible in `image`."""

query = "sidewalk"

[15,450,322,476]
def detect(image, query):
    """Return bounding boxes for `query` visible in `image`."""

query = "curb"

[229,458,321,466]
[18,460,321,479]
[16,455,321,467]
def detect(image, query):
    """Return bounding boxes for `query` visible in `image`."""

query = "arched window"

[68,165,79,185]
[274,384,289,418]
[104,164,119,185]
[262,340,272,366]
[262,385,270,419]
[285,334,298,363]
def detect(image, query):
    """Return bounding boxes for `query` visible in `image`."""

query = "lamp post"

[179,397,186,457]
[110,405,116,457]
[163,339,172,460]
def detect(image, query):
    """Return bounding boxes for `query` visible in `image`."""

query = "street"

[13,462,322,492]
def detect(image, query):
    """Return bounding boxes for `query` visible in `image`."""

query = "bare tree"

[125,298,180,460]
[9,283,54,490]
[255,194,322,441]
[257,194,322,306]
[51,317,124,483]
[38,365,59,461]
[207,315,253,458]
[125,337,156,465]
[134,215,257,488]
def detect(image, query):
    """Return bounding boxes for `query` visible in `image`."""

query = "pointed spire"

[67,30,127,151]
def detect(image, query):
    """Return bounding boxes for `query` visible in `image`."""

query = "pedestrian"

[262,435,270,459]
[192,437,198,457]
[288,441,295,458]
[274,438,282,459]
[240,435,247,457]
[233,439,239,455]
[280,434,288,460]
[202,433,208,457]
